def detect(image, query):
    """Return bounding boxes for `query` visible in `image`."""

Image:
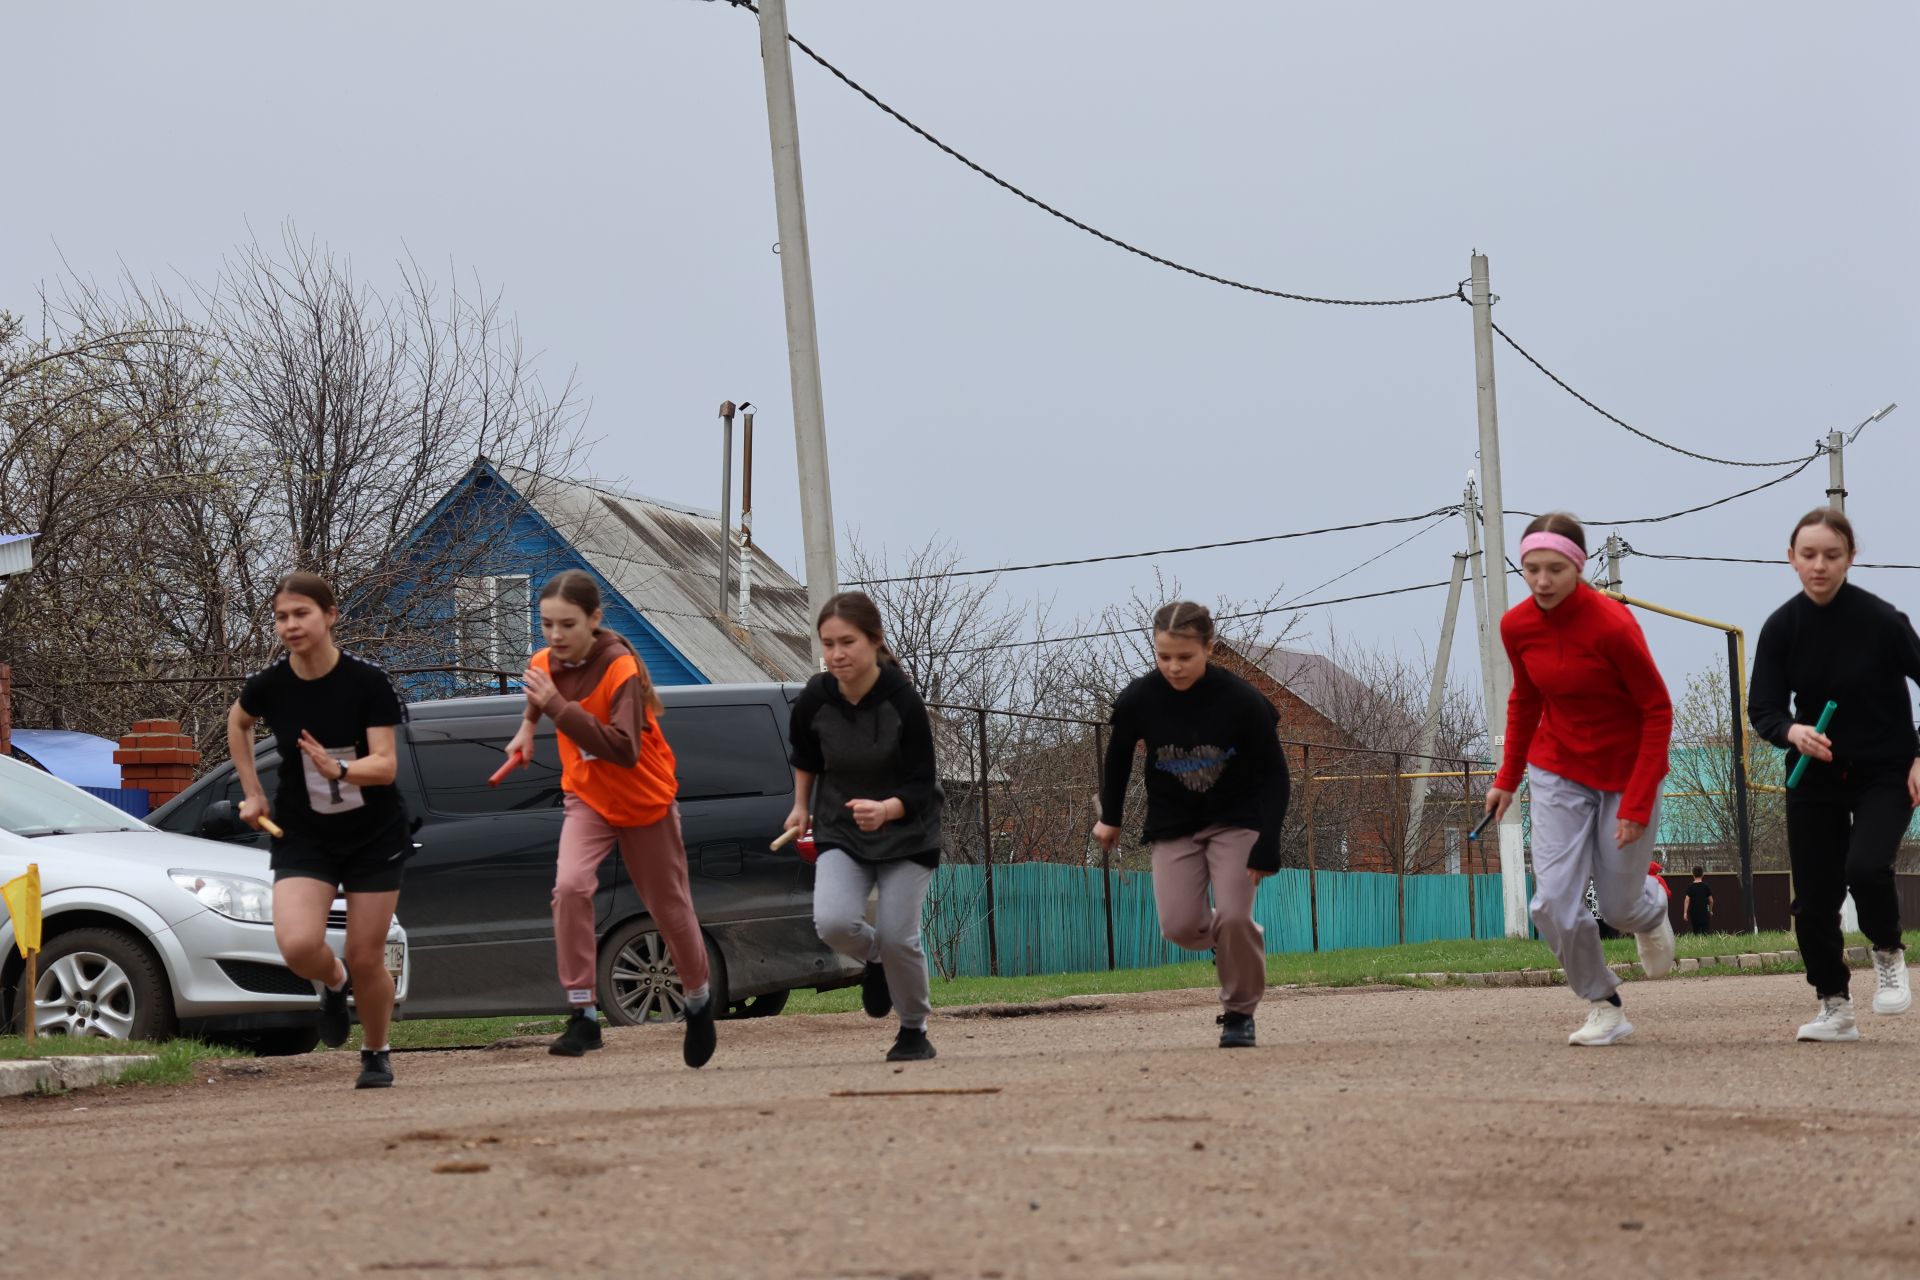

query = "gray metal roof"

[496,465,817,684]
[0,532,35,579]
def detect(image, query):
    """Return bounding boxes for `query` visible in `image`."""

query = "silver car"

[0,756,407,1055]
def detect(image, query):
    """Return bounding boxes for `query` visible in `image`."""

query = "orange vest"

[531,648,678,827]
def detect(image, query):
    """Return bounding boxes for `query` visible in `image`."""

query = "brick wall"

[115,719,202,810]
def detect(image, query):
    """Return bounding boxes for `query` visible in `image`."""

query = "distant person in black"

[1748,508,1920,1044]
[1682,868,1714,935]
[1094,602,1290,1050]
[227,572,408,1089]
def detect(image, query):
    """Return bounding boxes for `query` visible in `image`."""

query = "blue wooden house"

[384,459,816,695]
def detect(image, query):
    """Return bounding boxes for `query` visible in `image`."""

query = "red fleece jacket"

[1493,582,1672,824]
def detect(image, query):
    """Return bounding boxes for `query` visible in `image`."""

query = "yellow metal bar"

[1310,769,1498,782]
[1600,588,1752,774]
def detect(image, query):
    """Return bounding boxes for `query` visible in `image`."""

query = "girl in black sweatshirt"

[1094,602,1290,1048]
[1748,508,1920,1042]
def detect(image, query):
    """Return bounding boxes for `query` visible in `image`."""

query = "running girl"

[505,570,717,1067]
[785,592,944,1063]
[1749,507,1919,1042]
[1093,602,1290,1049]
[1484,514,1677,1047]
[228,572,407,1090]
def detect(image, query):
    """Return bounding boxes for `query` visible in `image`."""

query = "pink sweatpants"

[1151,825,1266,1015]
[553,795,709,1005]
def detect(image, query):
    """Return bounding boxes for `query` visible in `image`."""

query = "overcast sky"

[5,1,1915,711]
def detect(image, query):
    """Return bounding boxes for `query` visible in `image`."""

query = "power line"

[846,507,1460,586]
[940,579,1452,655]
[1489,320,1822,469]
[1503,453,1819,527]
[713,0,1461,308]
[1274,515,1452,608]
[1624,546,1920,571]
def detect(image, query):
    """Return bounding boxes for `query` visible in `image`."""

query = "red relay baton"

[488,751,528,787]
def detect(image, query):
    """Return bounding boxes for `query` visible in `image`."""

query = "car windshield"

[0,757,150,837]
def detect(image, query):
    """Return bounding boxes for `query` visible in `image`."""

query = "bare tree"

[1665,664,1788,872]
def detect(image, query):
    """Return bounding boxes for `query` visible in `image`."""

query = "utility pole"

[1602,533,1624,593]
[1461,477,1501,762]
[758,0,837,661]
[1469,251,1526,937]
[717,400,736,619]
[1405,552,1468,876]
[1827,403,1899,514]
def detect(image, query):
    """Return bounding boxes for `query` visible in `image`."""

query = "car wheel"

[725,990,790,1019]
[597,920,726,1027]
[23,928,176,1043]
[211,1026,322,1057]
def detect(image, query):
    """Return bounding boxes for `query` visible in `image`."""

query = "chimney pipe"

[717,400,736,619]
[737,404,756,629]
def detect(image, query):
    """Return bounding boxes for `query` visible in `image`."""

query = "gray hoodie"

[788,666,943,865]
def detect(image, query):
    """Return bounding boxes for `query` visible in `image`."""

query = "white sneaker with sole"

[1635,912,1676,979]
[1568,1000,1634,1046]
[1796,995,1859,1042]
[1871,949,1911,1015]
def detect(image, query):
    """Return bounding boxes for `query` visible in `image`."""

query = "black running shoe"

[861,961,893,1019]
[885,1026,937,1062]
[318,980,351,1049]
[549,1010,604,1058]
[1217,1012,1257,1049]
[355,1049,394,1089]
[682,995,717,1069]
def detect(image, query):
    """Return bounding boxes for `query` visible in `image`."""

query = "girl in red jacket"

[1483,513,1677,1046]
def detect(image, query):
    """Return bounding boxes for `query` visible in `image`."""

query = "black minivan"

[149,684,860,1022]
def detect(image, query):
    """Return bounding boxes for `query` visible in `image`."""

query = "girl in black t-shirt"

[227,573,408,1089]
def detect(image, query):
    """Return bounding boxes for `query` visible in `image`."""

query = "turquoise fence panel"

[1471,873,1506,938]
[1313,872,1400,951]
[1256,868,1315,954]
[924,864,994,979]
[1402,876,1469,944]
[991,863,1113,978]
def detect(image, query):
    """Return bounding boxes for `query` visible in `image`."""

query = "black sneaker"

[885,1026,937,1062]
[355,1049,394,1089]
[861,961,893,1019]
[682,995,717,1069]
[549,1011,604,1058]
[318,979,352,1049]
[1217,1012,1256,1049]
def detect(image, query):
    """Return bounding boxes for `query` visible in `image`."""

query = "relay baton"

[257,816,285,839]
[769,826,801,852]
[488,750,528,787]
[1467,809,1497,842]
[1785,700,1838,789]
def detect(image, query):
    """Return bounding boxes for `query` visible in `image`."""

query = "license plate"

[384,941,405,977]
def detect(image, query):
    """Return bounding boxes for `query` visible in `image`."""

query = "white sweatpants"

[1527,766,1667,1002]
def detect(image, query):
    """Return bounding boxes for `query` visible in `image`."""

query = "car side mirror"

[200,800,242,839]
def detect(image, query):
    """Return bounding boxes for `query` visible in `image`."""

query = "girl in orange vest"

[504,570,716,1067]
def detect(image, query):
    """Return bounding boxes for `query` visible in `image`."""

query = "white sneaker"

[1568,1000,1634,1046]
[1870,949,1912,1015]
[1635,912,1676,979]
[1796,995,1859,1042]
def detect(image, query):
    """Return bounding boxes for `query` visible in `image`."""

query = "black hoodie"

[789,665,944,865]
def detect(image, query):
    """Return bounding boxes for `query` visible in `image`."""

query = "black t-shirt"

[1683,882,1713,919]
[239,651,407,842]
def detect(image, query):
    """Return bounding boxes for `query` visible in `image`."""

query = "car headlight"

[171,870,275,923]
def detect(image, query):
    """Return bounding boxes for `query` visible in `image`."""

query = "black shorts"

[270,814,410,895]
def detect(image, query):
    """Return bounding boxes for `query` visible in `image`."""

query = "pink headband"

[1519,531,1588,572]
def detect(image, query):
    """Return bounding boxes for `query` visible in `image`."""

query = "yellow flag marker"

[2,864,42,1045]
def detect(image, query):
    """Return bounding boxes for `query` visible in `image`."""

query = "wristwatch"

[337,757,350,782]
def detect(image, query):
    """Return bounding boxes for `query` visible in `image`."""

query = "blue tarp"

[9,728,124,789]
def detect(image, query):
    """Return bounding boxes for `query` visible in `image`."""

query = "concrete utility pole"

[758,0,837,661]
[1405,552,1469,875]
[1461,477,1501,766]
[1827,403,1900,514]
[1602,533,1624,593]
[1468,252,1526,936]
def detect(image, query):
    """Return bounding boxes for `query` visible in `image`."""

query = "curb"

[1402,946,1879,990]
[0,1055,158,1098]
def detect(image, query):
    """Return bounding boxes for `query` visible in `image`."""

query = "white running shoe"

[1568,1000,1634,1046]
[1635,912,1676,979]
[1796,995,1859,1042]
[1870,949,1912,1016]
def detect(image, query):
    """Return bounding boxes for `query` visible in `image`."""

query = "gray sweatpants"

[813,848,934,1030]
[1527,765,1667,1002]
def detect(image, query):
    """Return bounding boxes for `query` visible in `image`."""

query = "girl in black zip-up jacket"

[784,592,945,1063]
[1093,602,1290,1049]
[1748,508,1920,1042]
